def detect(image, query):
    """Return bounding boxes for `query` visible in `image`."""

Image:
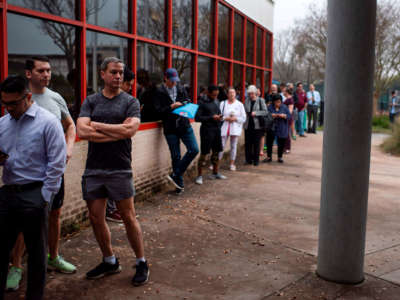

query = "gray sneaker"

[210,173,227,180]
[195,176,203,185]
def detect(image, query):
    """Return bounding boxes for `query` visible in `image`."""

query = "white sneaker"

[229,164,236,171]
[209,165,213,170]
[210,173,227,180]
[195,176,203,185]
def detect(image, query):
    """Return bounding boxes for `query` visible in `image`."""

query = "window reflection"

[246,67,254,86]
[256,69,262,91]
[137,42,165,122]
[173,0,193,48]
[86,0,128,32]
[218,3,230,58]
[197,55,212,97]
[233,63,243,100]
[246,21,254,64]
[217,60,229,100]
[86,31,128,94]
[266,33,271,68]
[137,0,165,41]
[7,13,78,116]
[257,28,263,66]
[7,0,76,19]
[265,71,271,93]
[173,50,192,100]
[234,13,243,61]
[198,0,213,53]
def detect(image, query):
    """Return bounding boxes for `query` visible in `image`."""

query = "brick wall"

[0,122,245,228]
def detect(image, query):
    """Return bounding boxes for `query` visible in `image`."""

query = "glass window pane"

[7,13,78,116]
[217,60,229,89]
[257,28,263,66]
[265,71,271,94]
[265,33,271,68]
[256,69,262,91]
[86,31,128,94]
[137,0,166,41]
[218,3,230,58]
[234,13,243,61]
[137,42,165,122]
[173,0,193,48]
[246,67,254,86]
[173,50,192,100]
[233,64,243,100]
[197,56,213,94]
[86,0,128,32]
[246,21,254,64]
[7,0,76,19]
[198,0,213,53]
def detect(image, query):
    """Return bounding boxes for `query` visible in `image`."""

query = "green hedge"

[372,115,391,129]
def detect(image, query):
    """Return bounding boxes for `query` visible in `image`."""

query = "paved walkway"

[6,133,400,300]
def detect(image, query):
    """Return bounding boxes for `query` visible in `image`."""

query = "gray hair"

[247,85,257,94]
[100,57,124,71]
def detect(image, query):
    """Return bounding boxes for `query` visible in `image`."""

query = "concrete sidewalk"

[6,133,400,300]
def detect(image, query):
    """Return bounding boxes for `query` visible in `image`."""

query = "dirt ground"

[5,132,400,300]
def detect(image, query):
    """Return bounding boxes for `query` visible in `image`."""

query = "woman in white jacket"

[218,87,246,171]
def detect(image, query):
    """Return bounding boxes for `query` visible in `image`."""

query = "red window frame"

[0,0,273,124]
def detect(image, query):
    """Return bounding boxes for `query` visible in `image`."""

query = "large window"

[137,42,165,122]
[87,0,128,32]
[137,0,166,41]
[7,0,77,19]
[1,1,272,124]
[86,31,128,94]
[7,13,78,115]
[246,21,254,64]
[173,0,193,49]
[198,0,213,53]
[218,3,230,58]
[234,13,243,61]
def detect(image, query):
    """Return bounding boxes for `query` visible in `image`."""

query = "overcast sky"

[273,0,325,34]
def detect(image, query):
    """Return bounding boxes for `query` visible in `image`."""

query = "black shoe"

[278,158,284,163]
[86,259,121,279]
[299,134,307,137]
[167,174,184,190]
[132,261,149,286]
[175,188,184,195]
[244,161,253,165]
[263,157,272,163]
[253,162,259,166]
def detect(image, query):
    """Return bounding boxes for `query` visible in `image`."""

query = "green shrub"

[382,120,400,156]
[372,115,390,129]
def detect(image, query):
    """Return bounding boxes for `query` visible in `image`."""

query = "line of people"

[0,55,322,300]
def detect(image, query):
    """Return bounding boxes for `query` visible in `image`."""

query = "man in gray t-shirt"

[77,57,149,286]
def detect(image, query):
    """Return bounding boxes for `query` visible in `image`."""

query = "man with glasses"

[0,75,66,300]
[5,56,77,292]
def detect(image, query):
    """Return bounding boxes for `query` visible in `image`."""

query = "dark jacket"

[195,96,222,130]
[267,104,291,138]
[153,84,190,135]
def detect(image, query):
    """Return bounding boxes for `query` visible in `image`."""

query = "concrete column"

[317,0,376,284]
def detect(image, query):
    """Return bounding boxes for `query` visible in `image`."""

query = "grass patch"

[381,120,400,156]
[372,115,392,134]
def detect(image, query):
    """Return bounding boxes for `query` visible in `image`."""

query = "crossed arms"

[77,117,140,143]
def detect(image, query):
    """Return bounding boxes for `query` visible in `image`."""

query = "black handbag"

[257,100,273,130]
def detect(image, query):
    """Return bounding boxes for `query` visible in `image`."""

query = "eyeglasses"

[0,94,27,107]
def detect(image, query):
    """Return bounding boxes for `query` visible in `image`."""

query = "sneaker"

[210,173,227,180]
[263,157,272,163]
[278,158,284,163]
[132,261,149,286]
[48,255,77,274]
[229,164,236,171]
[167,174,184,190]
[175,188,184,195]
[106,210,123,223]
[195,176,203,185]
[292,135,297,140]
[6,266,22,291]
[209,165,213,170]
[86,259,121,279]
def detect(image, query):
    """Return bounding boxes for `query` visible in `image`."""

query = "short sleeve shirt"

[79,91,140,176]
[32,88,71,122]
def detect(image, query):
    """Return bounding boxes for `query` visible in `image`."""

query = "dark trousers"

[307,105,318,133]
[0,185,48,300]
[165,126,199,186]
[390,112,397,123]
[266,131,286,159]
[319,101,324,126]
[245,128,263,164]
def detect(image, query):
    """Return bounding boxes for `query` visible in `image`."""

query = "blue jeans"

[296,110,305,136]
[165,127,199,186]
